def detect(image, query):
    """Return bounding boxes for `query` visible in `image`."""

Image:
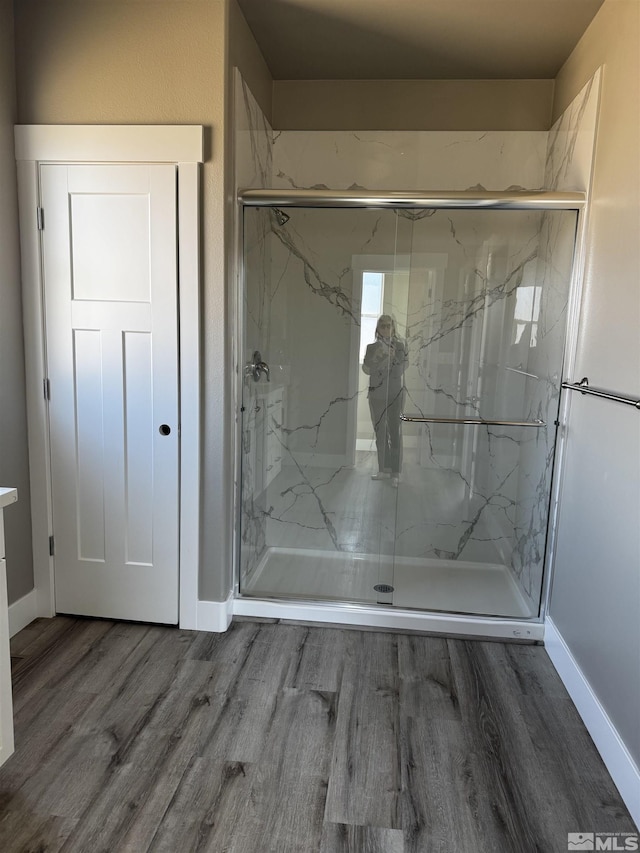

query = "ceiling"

[236,0,605,80]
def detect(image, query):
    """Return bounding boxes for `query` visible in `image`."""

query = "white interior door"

[41,163,179,624]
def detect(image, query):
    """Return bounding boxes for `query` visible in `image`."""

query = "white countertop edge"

[0,489,18,510]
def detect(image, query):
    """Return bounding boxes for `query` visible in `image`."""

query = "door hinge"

[44,378,50,400]
[37,207,45,231]
[49,535,55,556]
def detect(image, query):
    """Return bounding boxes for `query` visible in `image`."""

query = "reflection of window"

[360,271,384,361]
[513,286,542,348]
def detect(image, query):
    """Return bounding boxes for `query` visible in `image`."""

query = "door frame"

[15,125,203,629]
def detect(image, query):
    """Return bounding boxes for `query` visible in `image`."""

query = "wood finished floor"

[0,616,636,852]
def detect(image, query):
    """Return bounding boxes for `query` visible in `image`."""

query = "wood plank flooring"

[0,616,636,852]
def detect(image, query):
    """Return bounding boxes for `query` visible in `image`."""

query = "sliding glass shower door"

[238,203,578,619]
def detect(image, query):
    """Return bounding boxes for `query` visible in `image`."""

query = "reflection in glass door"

[238,204,578,620]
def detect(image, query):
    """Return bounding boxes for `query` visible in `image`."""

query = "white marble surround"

[271,130,547,192]
[234,68,600,617]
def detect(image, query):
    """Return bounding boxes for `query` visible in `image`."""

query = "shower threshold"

[242,546,535,620]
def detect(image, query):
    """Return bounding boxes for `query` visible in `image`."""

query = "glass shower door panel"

[239,206,410,606]
[393,208,578,618]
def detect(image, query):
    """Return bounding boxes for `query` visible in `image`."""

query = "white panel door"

[41,164,179,623]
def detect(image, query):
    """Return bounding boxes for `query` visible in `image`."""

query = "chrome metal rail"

[561,377,640,410]
[400,414,545,427]
[238,188,586,210]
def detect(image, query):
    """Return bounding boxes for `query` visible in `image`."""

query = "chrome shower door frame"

[233,190,587,641]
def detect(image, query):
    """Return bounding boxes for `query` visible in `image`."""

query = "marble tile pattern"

[234,69,599,614]
[238,212,272,587]
[482,210,579,607]
[234,68,273,191]
[501,71,601,605]
[271,130,548,192]
[240,204,576,614]
[545,69,601,193]
[235,71,274,585]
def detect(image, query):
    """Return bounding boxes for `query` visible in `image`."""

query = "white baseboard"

[196,595,234,633]
[8,589,39,638]
[9,588,233,636]
[545,618,640,828]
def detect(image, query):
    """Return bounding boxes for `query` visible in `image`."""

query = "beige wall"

[273,79,554,130]
[0,0,34,603]
[228,0,272,124]
[549,0,640,764]
[14,2,223,125]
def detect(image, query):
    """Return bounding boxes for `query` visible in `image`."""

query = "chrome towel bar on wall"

[562,376,640,410]
[561,377,640,410]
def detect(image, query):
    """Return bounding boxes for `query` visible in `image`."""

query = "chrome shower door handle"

[245,350,270,382]
[259,361,270,381]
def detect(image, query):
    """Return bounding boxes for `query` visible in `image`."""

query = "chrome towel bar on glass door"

[399,414,546,427]
[561,377,640,410]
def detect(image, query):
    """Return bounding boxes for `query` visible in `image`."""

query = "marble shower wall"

[504,71,601,606]
[234,69,599,610]
[234,68,272,190]
[545,69,601,193]
[470,210,579,608]
[271,130,547,192]
[401,210,567,575]
[235,70,273,584]
[261,207,575,578]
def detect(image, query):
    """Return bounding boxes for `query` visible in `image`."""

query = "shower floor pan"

[242,547,535,619]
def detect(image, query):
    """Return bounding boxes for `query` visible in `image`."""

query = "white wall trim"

[8,589,38,638]
[14,125,203,164]
[15,125,203,631]
[16,159,56,620]
[177,162,201,630]
[196,595,234,633]
[545,618,640,828]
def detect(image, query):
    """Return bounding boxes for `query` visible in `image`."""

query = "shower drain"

[373,584,394,593]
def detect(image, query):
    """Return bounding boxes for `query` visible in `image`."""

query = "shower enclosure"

[236,190,581,634]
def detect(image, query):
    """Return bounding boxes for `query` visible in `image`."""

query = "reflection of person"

[362,315,408,487]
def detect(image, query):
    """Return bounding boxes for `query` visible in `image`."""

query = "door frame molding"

[15,125,203,628]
